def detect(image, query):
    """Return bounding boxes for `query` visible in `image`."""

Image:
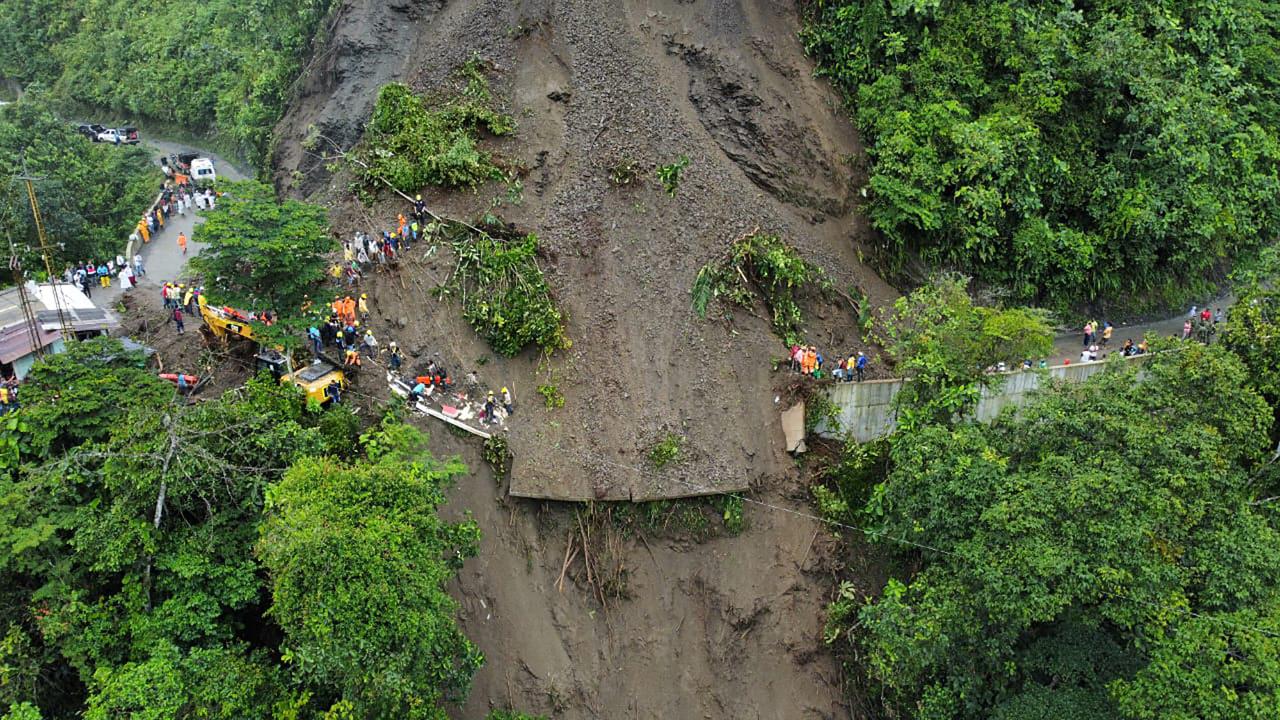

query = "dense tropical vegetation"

[0,0,335,167]
[819,280,1280,719]
[803,0,1280,310]
[357,64,514,193]
[0,93,158,270]
[0,339,482,718]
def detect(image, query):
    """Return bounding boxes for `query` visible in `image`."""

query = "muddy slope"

[274,0,892,502]
[433,433,850,720]
[269,0,889,717]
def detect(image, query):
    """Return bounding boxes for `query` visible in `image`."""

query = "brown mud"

[269,0,895,716]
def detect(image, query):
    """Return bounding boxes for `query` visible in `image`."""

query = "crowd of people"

[787,343,870,382]
[60,176,214,298]
[1183,306,1226,345]
[62,252,146,296]
[331,195,433,287]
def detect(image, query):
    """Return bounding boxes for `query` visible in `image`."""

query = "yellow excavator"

[198,296,345,404]
[197,295,258,342]
[254,348,346,405]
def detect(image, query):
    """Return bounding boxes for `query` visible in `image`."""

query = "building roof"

[0,282,119,364]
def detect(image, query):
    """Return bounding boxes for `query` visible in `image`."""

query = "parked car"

[77,123,107,140]
[95,127,140,145]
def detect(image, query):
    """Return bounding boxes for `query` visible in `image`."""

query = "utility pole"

[17,173,75,343]
[5,229,45,360]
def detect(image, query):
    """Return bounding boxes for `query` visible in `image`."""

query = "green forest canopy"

[0,93,158,270]
[820,281,1280,719]
[0,338,482,719]
[0,0,335,166]
[804,0,1280,310]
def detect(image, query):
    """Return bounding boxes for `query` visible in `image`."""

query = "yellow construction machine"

[198,296,345,404]
[197,295,257,342]
[254,348,346,405]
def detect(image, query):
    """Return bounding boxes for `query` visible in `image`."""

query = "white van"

[189,157,216,185]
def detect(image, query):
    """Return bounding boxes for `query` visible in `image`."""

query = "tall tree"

[803,0,1280,310]
[190,180,333,315]
[827,343,1280,719]
[258,420,482,718]
[876,274,1052,428]
[0,92,159,269]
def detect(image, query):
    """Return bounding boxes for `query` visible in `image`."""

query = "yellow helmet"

[361,293,367,299]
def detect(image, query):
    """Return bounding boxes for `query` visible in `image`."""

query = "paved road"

[94,140,247,308]
[1046,292,1236,365]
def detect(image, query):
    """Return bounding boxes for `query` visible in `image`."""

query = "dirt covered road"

[433,433,850,719]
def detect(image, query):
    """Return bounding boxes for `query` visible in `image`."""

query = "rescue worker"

[344,347,361,368]
[408,380,426,403]
[359,329,378,356]
[341,296,356,325]
[172,306,185,335]
[358,293,369,319]
[482,392,497,424]
[388,342,403,371]
[177,232,187,255]
[502,386,514,415]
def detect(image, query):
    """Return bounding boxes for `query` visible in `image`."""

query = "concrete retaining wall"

[818,356,1148,441]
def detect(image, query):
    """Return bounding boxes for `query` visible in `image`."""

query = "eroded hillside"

[274,0,892,501]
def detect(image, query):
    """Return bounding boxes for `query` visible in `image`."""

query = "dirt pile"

[433,434,851,720]
[275,0,892,502]
[270,2,893,715]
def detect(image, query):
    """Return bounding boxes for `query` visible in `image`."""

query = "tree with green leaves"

[876,274,1052,427]
[258,419,482,718]
[803,0,1280,311]
[0,339,486,719]
[1220,288,1280,407]
[190,180,333,316]
[0,0,335,166]
[359,70,514,193]
[0,92,159,269]
[826,342,1280,719]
